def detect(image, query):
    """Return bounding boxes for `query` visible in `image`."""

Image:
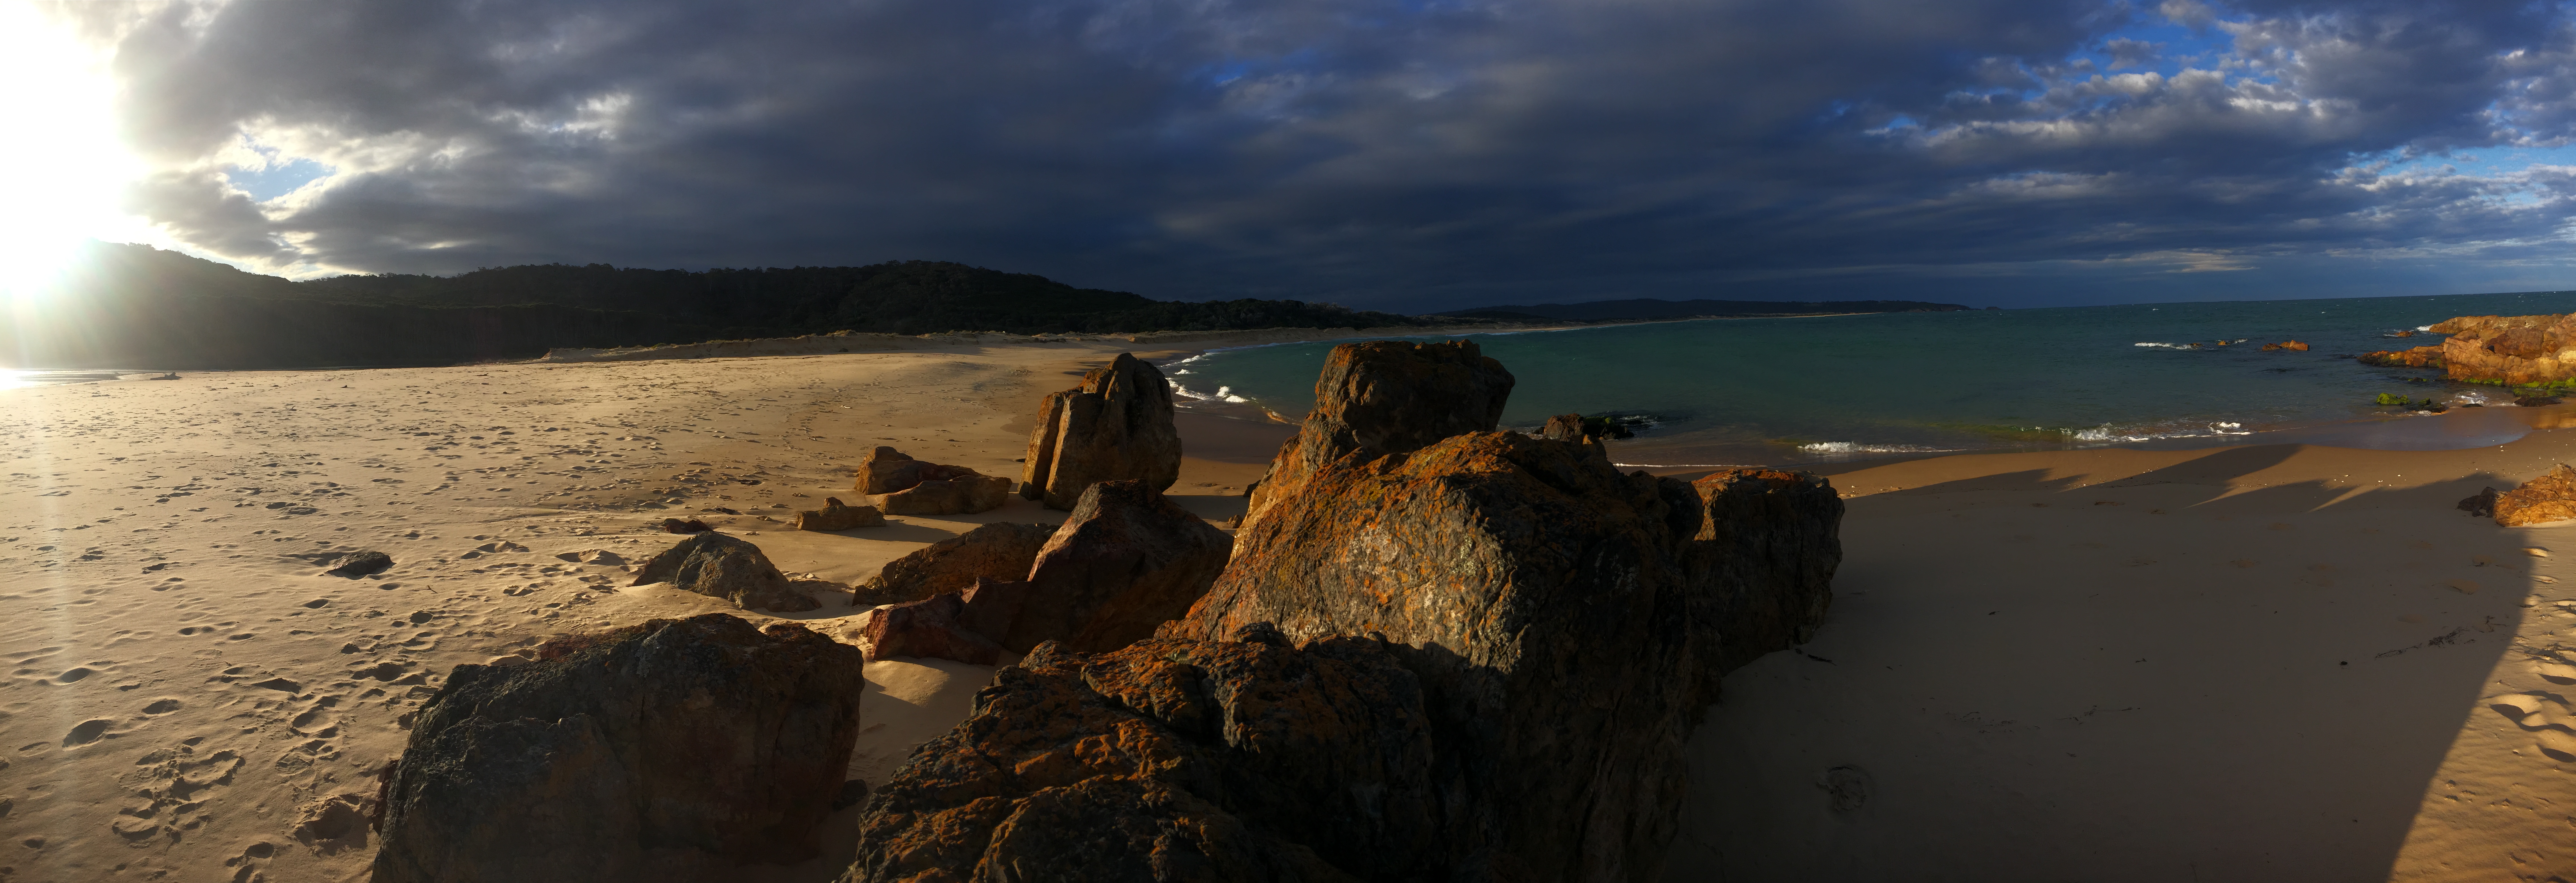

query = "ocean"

[1164,290,2576,466]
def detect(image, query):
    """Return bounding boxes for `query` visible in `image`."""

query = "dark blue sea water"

[1165,291,2576,465]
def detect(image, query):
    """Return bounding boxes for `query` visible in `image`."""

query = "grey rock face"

[373,614,866,883]
[632,532,817,613]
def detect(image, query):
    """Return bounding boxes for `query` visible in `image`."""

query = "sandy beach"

[4,336,2571,881]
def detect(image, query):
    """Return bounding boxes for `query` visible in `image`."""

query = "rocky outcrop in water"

[966,480,1232,654]
[633,532,818,612]
[791,497,885,531]
[1240,340,1514,529]
[374,614,866,883]
[853,521,1055,607]
[2391,314,2576,384]
[2357,345,2447,369]
[1018,352,1183,510]
[2258,340,2309,352]
[2495,464,2576,526]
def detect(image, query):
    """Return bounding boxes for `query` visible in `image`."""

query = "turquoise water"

[1166,291,2576,464]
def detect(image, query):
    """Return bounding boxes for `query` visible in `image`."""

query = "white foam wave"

[1213,385,1249,403]
[2416,325,2434,332]
[1797,441,1950,453]
[2134,342,2196,350]
[2071,421,2252,442]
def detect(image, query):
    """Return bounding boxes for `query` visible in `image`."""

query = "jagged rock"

[977,480,1232,654]
[2495,465,2576,526]
[859,593,1003,664]
[325,550,393,578]
[791,497,885,531]
[1240,340,1514,529]
[374,614,866,883]
[1687,469,1843,680]
[853,522,1054,607]
[1017,352,1182,510]
[2357,345,2447,369]
[844,633,1433,883]
[658,518,713,534]
[854,447,981,494]
[2460,486,2499,518]
[1182,429,1709,881]
[2258,340,2310,352]
[2400,313,2576,384]
[2389,330,2417,338]
[871,474,1013,516]
[632,532,818,612]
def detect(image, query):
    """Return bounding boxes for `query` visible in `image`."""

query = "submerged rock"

[632,532,818,612]
[853,521,1054,607]
[2495,464,2576,526]
[2357,345,2447,369]
[2517,394,2564,407]
[1017,352,1183,510]
[791,497,885,532]
[373,614,866,883]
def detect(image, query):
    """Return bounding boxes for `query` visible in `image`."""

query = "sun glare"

[0,2,136,304]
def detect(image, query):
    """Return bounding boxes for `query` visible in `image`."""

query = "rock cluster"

[2494,464,2576,526]
[2258,340,2309,352]
[852,521,1054,607]
[1018,352,1183,510]
[849,339,1843,882]
[857,481,1230,662]
[855,447,1011,515]
[2369,313,2576,384]
[373,614,866,883]
[791,496,885,531]
[632,532,818,613]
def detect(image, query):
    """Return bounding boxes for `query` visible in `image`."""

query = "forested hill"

[3,243,1432,370]
[1454,298,1972,321]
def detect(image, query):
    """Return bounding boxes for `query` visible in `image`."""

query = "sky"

[14,0,2576,311]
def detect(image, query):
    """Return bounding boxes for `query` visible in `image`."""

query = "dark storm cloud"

[66,0,2576,308]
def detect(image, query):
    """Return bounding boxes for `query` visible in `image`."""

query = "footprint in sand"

[142,698,182,714]
[2539,729,2576,762]
[61,719,115,747]
[2539,659,2576,685]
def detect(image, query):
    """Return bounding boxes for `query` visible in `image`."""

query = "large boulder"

[1017,352,1183,510]
[632,532,818,613]
[854,447,1010,515]
[859,592,1005,665]
[853,521,1056,607]
[1181,429,1705,881]
[2495,464,2576,526]
[373,614,866,883]
[1240,340,1514,528]
[792,496,886,532]
[973,479,1233,654]
[843,630,1437,883]
[871,475,1014,516]
[1686,469,1843,680]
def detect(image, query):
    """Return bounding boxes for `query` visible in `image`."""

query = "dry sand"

[5,334,2571,882]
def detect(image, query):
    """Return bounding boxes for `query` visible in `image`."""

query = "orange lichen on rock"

[2494,463,2576,527]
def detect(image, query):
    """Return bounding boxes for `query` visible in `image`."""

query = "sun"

[0,1,137,304]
